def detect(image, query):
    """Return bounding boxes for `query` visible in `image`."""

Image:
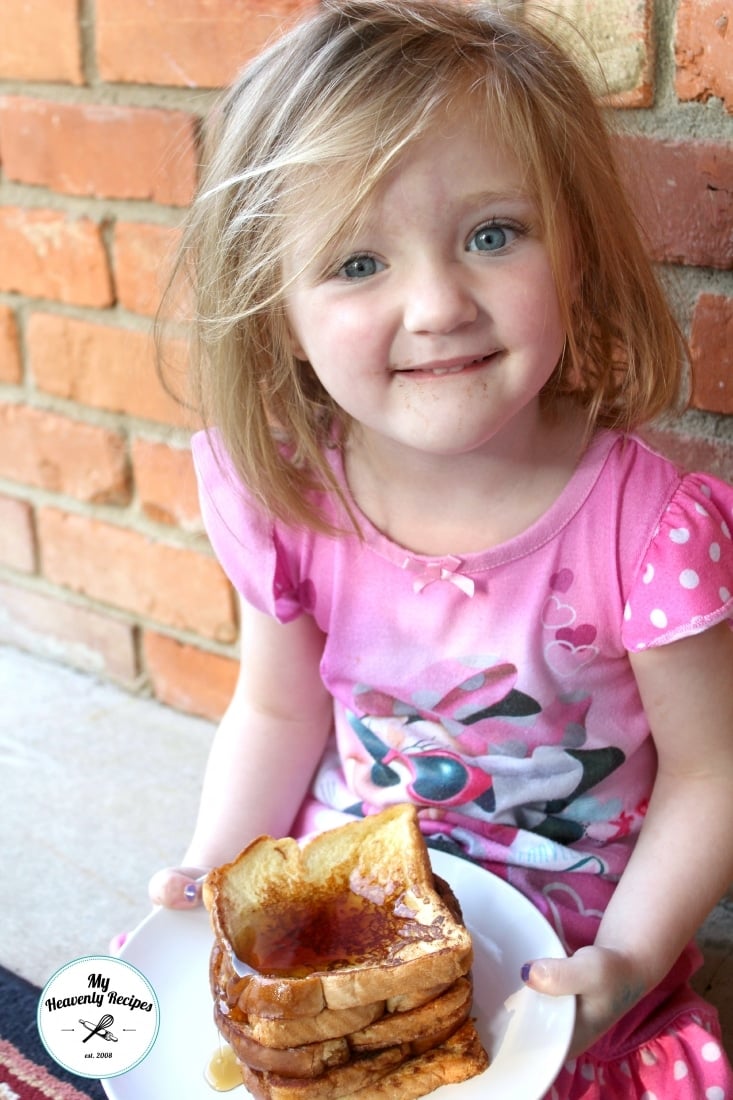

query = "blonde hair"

[164,0,687,532]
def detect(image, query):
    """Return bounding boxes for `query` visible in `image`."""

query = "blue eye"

[338,254,383,279]
[468,223,518,253]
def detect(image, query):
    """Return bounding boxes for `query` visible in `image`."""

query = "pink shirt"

[192,429,733,881]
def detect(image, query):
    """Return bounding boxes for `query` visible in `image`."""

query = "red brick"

[526,0,653,108]
[0,306,22,384]
[0,97,198,206]
[131,438,202,531]
[642,427,733,484]
[113,222,182,316]
[0,404,130,504]
[143,631,238,720]
[615,134,733,269]
[37,507,237,642]
[0,496,36,573]
[689,294,733,414]
[0,208,113,307]
[675,0,733,111]
[0,580,138,683]
[0,0,83,84]
[96,0,314,88]
[27,313,189,427]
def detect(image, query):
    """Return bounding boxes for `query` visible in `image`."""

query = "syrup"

[204,1042,241,1091]
[236,889,421,978]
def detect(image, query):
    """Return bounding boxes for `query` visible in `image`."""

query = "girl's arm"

[149,596,333,908]
[525,619,733,1055]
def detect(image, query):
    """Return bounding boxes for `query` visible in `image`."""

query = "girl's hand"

[148,866,211,909]
[522,945,646,1057]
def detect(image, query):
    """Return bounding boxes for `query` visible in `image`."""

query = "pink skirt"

[547,1004,732,1099]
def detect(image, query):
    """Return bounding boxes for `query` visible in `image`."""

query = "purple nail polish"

[520,962,532,982]
[183,882,198,902]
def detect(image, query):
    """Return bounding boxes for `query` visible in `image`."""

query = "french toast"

[204,805,489,1099]
[209,876,462,1047]
[203,804,474,1017]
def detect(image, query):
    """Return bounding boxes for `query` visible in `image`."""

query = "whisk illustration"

[79,1014,118,1042]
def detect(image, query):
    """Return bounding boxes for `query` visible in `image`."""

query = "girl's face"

[283,112,566,465]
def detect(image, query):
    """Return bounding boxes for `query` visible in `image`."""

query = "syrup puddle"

[205,1042,241,1091]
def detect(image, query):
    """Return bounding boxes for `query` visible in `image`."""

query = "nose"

[401,260,478,334]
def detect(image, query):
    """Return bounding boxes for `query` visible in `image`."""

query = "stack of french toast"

[204,804,489,1099]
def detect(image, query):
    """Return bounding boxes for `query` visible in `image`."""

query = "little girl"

[150,1,733,1095]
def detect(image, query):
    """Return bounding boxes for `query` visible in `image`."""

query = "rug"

[0,964,106,1100]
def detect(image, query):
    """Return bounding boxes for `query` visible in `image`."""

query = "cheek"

[289,298,385,366]
[284,290,327,360]
[510,267,565,342]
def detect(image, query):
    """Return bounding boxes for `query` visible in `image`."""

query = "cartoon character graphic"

[347,711,497,810]
[342,655,624,845]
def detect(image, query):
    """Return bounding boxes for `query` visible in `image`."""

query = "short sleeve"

[191,429,304,623]
[622,472,733,651]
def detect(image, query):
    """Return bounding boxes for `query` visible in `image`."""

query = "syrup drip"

[205,1042,241,1091]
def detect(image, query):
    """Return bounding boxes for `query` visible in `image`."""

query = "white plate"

[107,850,574,1100]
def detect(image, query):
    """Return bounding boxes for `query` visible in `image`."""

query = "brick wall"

[0,0,731,720]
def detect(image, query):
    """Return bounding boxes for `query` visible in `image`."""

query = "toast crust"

[348,975,472,1052]
[238,1019,489,1100]
[216,976,472,1078]
[342,1019,489,1100]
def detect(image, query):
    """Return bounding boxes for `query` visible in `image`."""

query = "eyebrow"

[349,188,535,240]
[460,188,534,207]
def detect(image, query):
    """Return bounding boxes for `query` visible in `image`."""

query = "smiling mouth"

[395,353,495,377]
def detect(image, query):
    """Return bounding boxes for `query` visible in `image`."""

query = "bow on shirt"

[401,555,475,597]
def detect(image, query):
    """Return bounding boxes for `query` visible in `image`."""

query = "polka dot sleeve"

[622,472,733,651]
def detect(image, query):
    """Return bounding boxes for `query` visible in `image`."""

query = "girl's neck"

[343,404,590,557]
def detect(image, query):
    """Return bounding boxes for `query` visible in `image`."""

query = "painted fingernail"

[520,962,532,982]
[183,882,199,902]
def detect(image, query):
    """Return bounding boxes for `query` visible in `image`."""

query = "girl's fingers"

[522,946,647,1057]
[522,956,579,996]
[521,946,610,997]
[148,867,209,909]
